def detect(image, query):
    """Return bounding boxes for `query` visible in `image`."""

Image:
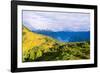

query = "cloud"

[22,11,90,31]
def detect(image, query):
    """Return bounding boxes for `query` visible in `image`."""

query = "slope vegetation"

[22,26,90,62]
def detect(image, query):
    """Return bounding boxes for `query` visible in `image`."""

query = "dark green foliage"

[23,41,90,62]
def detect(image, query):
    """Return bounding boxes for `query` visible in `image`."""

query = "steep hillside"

[22,26,90,62]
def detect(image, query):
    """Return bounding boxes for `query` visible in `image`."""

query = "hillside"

[22,26,90,62]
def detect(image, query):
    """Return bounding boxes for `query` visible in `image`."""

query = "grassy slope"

[22,26,90,62]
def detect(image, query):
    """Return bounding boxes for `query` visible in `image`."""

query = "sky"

[22,10,90,32]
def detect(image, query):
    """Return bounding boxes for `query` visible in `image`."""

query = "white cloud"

[22,11,90,31]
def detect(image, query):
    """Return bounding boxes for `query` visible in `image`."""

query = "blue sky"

[22,11,90,31]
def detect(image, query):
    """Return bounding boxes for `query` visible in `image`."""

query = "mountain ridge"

[32,29,90,42]
[22,25,90,62]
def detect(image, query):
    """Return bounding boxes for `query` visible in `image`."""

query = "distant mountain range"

[32,30,90,42]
